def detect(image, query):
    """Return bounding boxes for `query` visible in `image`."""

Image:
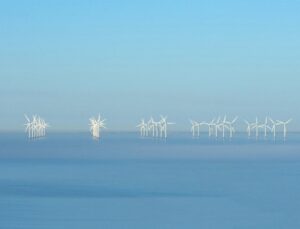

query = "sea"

[0,132,300,229]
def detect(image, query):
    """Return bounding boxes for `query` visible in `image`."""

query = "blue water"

[1,132,300,229]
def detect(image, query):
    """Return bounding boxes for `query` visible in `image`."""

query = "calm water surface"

[0,132,299,229]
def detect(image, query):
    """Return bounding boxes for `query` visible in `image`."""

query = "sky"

[0,0,299,131]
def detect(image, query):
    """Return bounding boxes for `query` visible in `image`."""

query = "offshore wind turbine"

[37,116,43,137]
[225,116,238,138]
[259,117,271,138]
[190,120,197,137]
[148,117,160,137]
[148,117,155,137]
[89,114,106,139]
[41,119,50,137]
[159,115,175,138]
[32,115,37,138]
[221,115,227,138]
[208,118,216,137]
[244,120,252,138]
[269,118,280,139]
[137,119,148,137]
[36,116,49,137]
[251,117,259,139]
[276,119,292,140]
[214,117,223,138]
[190,120,204,137]
[24,115,33,138]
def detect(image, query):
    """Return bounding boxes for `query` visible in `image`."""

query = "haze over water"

[1,1,300,228]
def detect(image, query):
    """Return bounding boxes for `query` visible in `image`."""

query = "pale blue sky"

[0,0,299,131]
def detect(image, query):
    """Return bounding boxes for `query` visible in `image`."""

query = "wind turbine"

[208,118,216,137]
[190,120,197,137]
[214,117,223,138]
[258,117,271,138]
[89,114,106,139]
[225,116,238,138]
[276,119,292,140]
[147,117,155,137]
[36,116,43,137]
[251,117,259,139]
[41,119,50,137]
[32,115,38,138]
[159,115,175,138]
[269,118,281,139]
[137,119,148,137]
[244,120,252,138]
[148,117,160,137]
[221,115,227,138]
[24,114,32,138]
[190,120,202,137]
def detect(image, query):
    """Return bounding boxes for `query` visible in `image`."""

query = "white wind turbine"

[269,118,281,139]
[32,115,38,138]
[244,120,253,138]
[251,117,259,139]
[36,117,43,137]
[148,117,160,137]
[159,116,175,138]
[190,120,197,137]
[147,117,155,137]
[24,115,32,138]
[221,115,227,138]
[41,118,50,137]
[137,119,148,137]
[214,117,223,138]
[276,119,292,140]
[190,120,203,137]
[89,114,106,139]
[208,118,216,137]
[258,117,271,138]
[225,116,238,138]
